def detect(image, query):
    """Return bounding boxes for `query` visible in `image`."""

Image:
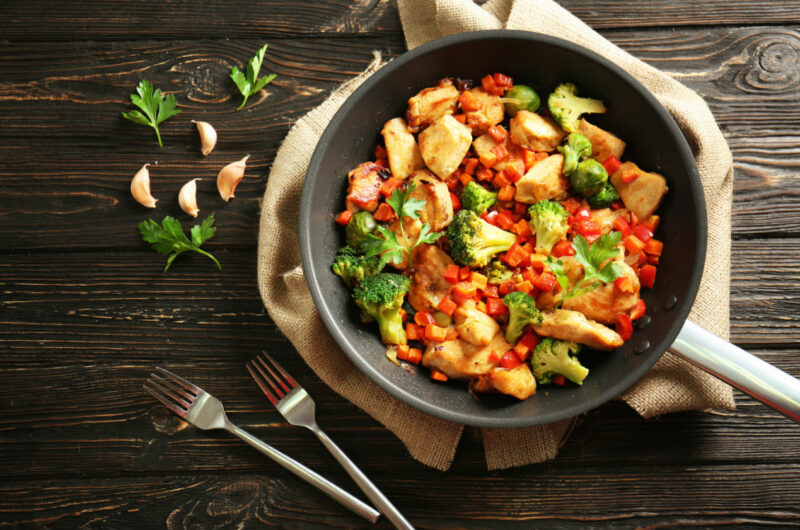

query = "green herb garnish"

[547,231,624,304]
[121,80,181,147]
[139,214,221,272]
[230,44,277,110]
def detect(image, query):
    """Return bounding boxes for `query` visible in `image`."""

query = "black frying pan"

[299,31,800,428]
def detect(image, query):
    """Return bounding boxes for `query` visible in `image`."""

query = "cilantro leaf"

[546,233,624,305]
[122,80,181,147]
[139,214,221,272]
[231,44,277,110]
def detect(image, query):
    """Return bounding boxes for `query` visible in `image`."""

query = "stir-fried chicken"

[610,162,668,221]
[509,110,566,152]
[578,118,626,163]
[345,162,384,212]
[422,332,510,380]
[381,117,424,180]
[470,364,537,400]
[407,244,454,311]
[408,169,454,231]
[533,308,623,350]
[418,115,473,179]
[463,87,505,135]
[453,300,500,346]
[514,154,569,204]
[406,79,459,132]
[563,261,640,324]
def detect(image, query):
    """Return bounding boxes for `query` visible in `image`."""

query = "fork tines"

[143,367,201,417]
[247,352,298,405]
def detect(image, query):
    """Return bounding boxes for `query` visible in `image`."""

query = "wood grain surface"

[1,0,799,528]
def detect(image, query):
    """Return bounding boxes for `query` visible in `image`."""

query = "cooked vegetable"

[446,209,517,267]
[503,291,544,344]
[460,181,497,215]
[121,80,181,147]
[486,260,514,285]
[528,199,569,255]
[352,273,411,345]
[531,338,588,385]
[345,211,378,251]
[139,214,220,272]
[547,232,624,304]
[586,183,620,209]
[558,132,593,175]
[502,84,540,116]
[570,158,608,197]
[331,247,383,286]
[230,43,277,110]
[547,82,606,133]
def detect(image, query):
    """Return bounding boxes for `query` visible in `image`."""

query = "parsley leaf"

[230,44,277,110]
[139,214,221,272]
[121,80,181,147]
[546,232,624,305]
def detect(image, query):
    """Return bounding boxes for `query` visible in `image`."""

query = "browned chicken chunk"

[470,364,537,400]
[533,309,623,351]
[464,87,505,135]
[509,110,566,152]
[418,115,473,179]
[408,244,454,311]
[453,300,500,346]
[406,79,459,132]
[563,261,641,324]
[590,207,629,235]
[381,117,424,180]
[610,162,668,221]
[408,169,454,231]
[514,153,568,204]
[345,162,384,212]
[422,332,511,380]
[578,118,626,163]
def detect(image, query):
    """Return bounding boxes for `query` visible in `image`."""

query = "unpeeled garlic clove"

[192,120,217,156]
[217,155,250,202]
[131,163,157,208]
[178,178,201,218]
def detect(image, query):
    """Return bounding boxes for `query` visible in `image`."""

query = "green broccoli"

[570,158,609,197]
[531,338,588,385]
[558,132,593,175]
[345,211,377,251]
[586,183,621,208]
[352,273,411,345]
[446,209,517,268]
[502,84,540,116]
[331,247,383,286]
[461,181,498,215]
[547,82,606,133]
[502,291,543,344]
[486,260,515,285]
[528,200,569,255]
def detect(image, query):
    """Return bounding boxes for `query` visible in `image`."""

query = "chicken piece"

[590,207,629,235]
[408,244,454,311]
[610,162,668,221]
[533,309,623,351]
[406,79,459,132]
[453,300,500,346]
[422,332,510,380]
[464,88,505,135]
[472,133,523,172]
[563,262,640,324]
[418,115,473,180]
[514,154,568,204]
[386,215,422,271]
[381,118,424,180]
[535,256,583,309]
[509,110,566,152]
[578,118,625,163]
[409,169,454,231]
[470,364,537,400]
[345,162,384,212]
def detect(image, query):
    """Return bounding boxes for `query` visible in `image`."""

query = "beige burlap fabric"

[258,0,735,471]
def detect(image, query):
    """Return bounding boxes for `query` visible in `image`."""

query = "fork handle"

[226,423,380,523]
[312,426,415,530]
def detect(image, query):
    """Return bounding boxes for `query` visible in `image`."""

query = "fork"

[248,353,415,530]
[143,367,380,523]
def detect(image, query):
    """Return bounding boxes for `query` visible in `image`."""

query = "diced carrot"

[436,297,458,317]
[481,75,497,93]
[450,192,461,211]
[486,297,508,316]
[492,171,511,189]
[453,113,467,124]
[513,341,530,362]
[380,177,403,197]
[530,260,546,274]
[459,266,471,281]
[513,219,532,238]
[613,216,632,237]
[414,311,436,327]
[458,172,474,187]
[497,185,515,202]
[551,240,575,257]
[614,276,635,293]
[647,254,660,265]
[373,202,394,222]
[522,149,538,170]
[534,273,557,292]
[464,157,479,175]
[444,264,460,284]
[514,201,528,215]
[498,280,516,297]
[639,264,657,289]
[424,325,448,342]
[406,347,423,365]
[399,308,407,321]
[637,252,648,267]
[453,281,478,299]
[552,374,566,386]
[642,215,660,232]
[445,328,459,341]
[624,235,646,254]
[490,144,509,161]
[459,91,481,112]
[481,285,498,299]
[644,238,663,256]
[476,300,487,313]
[444,174,460,191]
[476,167,494,182]
[503,159,525,183]
[488,125,507,143]
[335,210,353,225]
[406,323,422,341]
[514,280,533,294]
[396,344,410,358]
[620,167,639,183]
[430,370,449,382]
[479,152,497,169]
[503,242,529,267]
[470,271,488,291]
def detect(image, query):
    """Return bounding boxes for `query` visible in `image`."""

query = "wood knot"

[149,405,189,434]
[740,33,800,93]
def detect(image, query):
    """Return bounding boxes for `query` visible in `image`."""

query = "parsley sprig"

[362,183,443,266]
[547,231,624,305]
[121,80,181,147]
[230,44,278,110]
[139,214,221,272]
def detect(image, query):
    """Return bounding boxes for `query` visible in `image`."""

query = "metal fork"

[248,353,415,530]
[143,367,380,523]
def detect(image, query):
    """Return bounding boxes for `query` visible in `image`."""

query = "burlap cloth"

[257,0,735,471]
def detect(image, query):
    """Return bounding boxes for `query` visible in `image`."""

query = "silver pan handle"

[671,319,800,423]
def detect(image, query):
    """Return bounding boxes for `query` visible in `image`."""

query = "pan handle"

[671,319,800,423]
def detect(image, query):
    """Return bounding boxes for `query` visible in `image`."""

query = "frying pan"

[299,31,800,428]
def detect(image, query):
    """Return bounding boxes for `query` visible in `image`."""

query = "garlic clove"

[192,120,217,156]
[131,163,157,208]
[217,155,250,202]
[178,178,201,218]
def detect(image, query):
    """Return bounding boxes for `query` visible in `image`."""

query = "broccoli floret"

[531,338,588,385]
[528,200,569,255]
[352,273,410,345]
[547,83,606,133]
[461,181,498,215]
[446,209,517,268]
[502,291,543,344]
[570,158,609,197]
[331,247,383,286]
[586,183,621,209]
[486,260,515,285]
[557,132,593,175]
[345,211,377,251]
[502,84,541,116]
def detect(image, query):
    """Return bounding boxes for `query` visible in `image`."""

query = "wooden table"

[2,1,799,527]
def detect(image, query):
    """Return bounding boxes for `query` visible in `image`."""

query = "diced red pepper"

[464,157,479,175]
[615,314,633,341]
[615,276,635,293]
[406,323,422,341]
[530,260,545,274]
[380,177,403,197]
[498,280,516,297]
[482,284,500,298]
[459,90,481,112]
[647,254,660,265]
[430,370,449,382]
[483,210,499,226]
[495,210,515,231]
[476,167,494,182]
[624,235,646,254]
[499,351,522,369]
[644,238,663,256]
[630,299,646,321]
[560,197,582,215]
[519,330,540,351]
[450,192,461,211]
[514,280,533,294]
[459,266,471,281]
[637,252,649,267]
[613,215,632,237]
[374,145,387,160]
[513,218,532,238]
[481,75,504,95]
[522,268,538,285]
[611,200,624,210]
[602,155,622,175]
[497,185,515,202]
[374,158,389,169]
[436,297,458,317]
[414,311,436,326]
[488,125,507,143]
[490,143,509,161]
[444,264,460,284]
[453,113,467,124]
[445,174,460,191]
[514,201,528,215]
[551,240,575,258]
[486,297,509,316]
[493,73,513,88]
[513,341,530,362]
[424,324,448,342]
[632,224,653,243]
[639,264,657,289]
[492,171,512,189]
[575,219,602,243]
[503,242,529,267]
[552,374,566,386]
[534,273,558,292]
[335,210,353,226]
[373,202,395,222]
